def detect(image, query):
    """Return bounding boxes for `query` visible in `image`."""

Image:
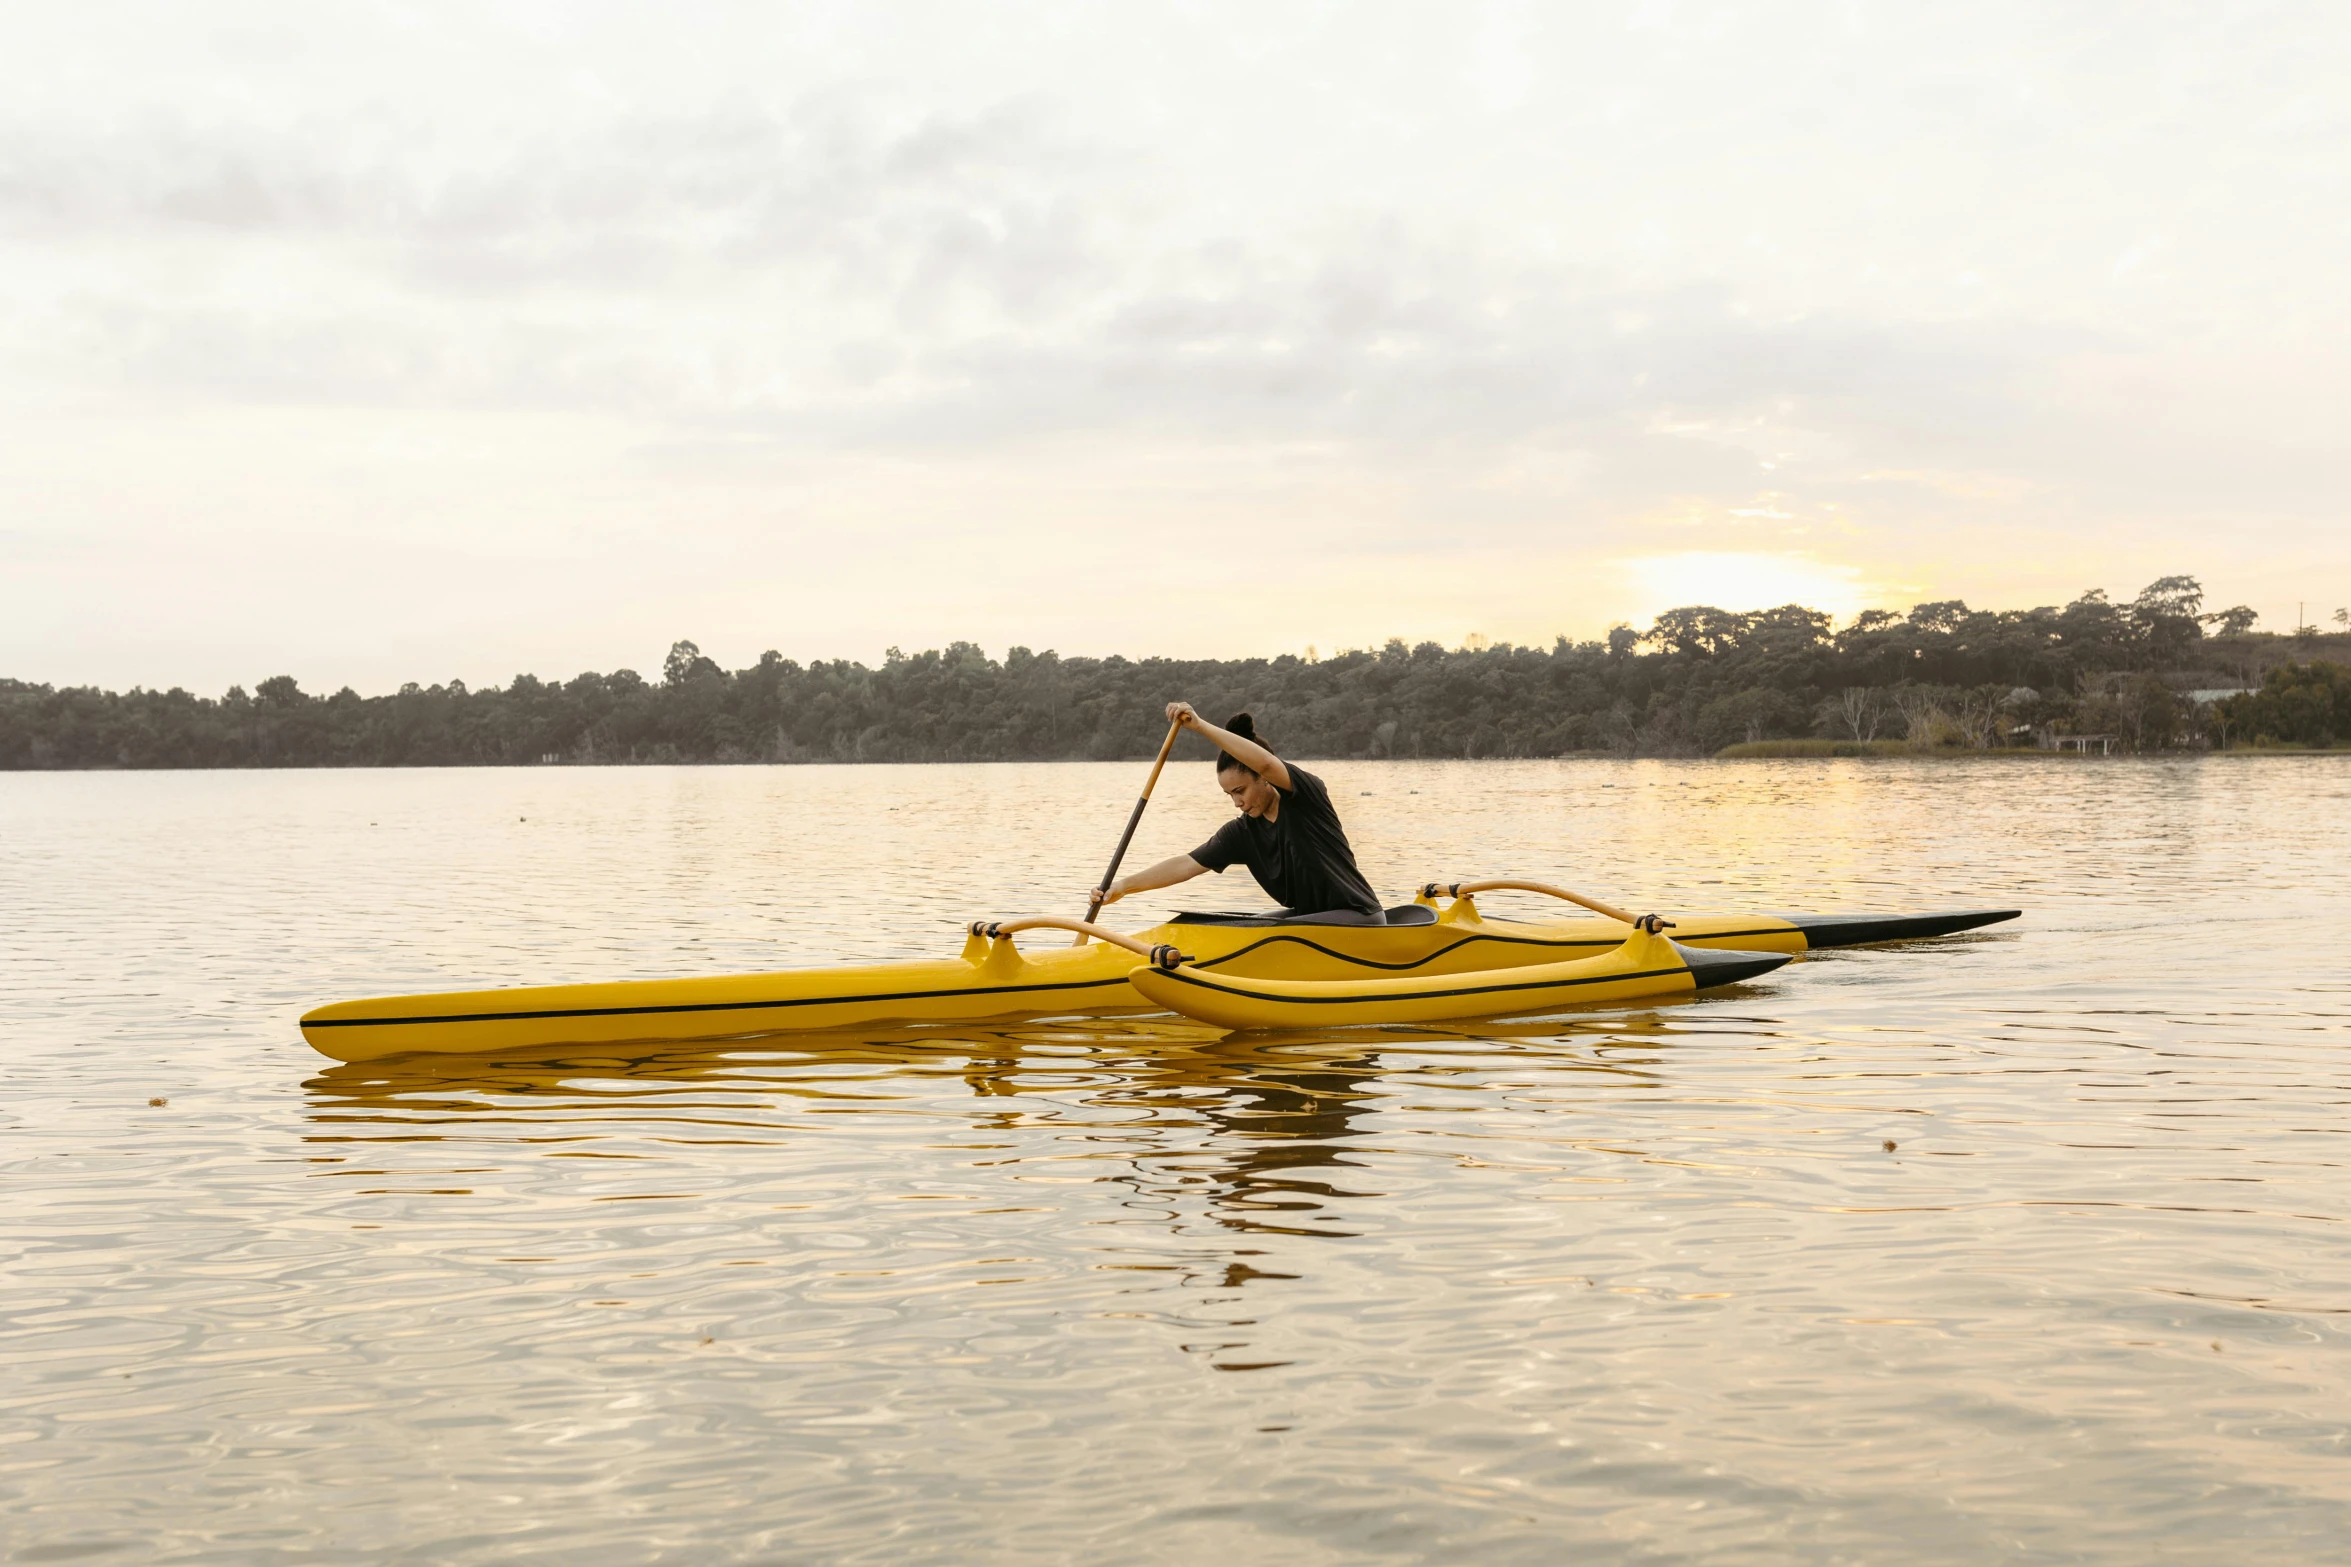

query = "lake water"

[5,757,2349,1564]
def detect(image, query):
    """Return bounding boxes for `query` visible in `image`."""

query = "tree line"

[5,575,2347,769]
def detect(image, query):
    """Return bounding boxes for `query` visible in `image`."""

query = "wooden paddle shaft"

[1076,718,1186,942]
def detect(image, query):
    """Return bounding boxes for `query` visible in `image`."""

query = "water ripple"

[4,758,2350,1563]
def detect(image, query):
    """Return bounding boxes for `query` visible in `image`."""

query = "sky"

[3,1,2347,695]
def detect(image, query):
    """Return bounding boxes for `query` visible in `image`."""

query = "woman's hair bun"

[1213,712,1262,776]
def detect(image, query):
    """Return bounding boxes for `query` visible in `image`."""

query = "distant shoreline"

[8,584,2347,768]
[1714,738,2351,759]
[7,748,2350,777]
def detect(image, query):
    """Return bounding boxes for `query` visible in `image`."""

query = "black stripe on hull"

[1157,962,1696,1010]
[1781,910,2021,949]
[1191,926,1798,974]
[1159,941,1793,1016]
[302,974,1134,1032]
[1197,930,1604,972]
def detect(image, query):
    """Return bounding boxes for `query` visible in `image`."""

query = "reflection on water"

[6,758,2351,1563]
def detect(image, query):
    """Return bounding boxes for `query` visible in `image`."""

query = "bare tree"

[1955,686,2006,749]
[1834,686,1884,741]
[2109,674,2184,752]
[2114,682,2150,751]
[1888,683,1949,745]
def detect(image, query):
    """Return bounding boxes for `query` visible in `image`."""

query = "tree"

[2219,661,2351,747]
[2131,575,2205,665]
[2133,574,2204,619]
[2110,674,2183,752]
[2,571,2324,769]
[2203,605,2259,636]
[1647,605,1750,658]
[664,640,721,685]
[1828,686,1885,741]
[1886,683,1952,744]
[1697,687,1799,750]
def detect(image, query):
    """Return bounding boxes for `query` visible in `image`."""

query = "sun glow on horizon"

[1618,552,1880,628]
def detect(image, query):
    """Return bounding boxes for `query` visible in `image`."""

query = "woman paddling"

[1093,703,1387,925]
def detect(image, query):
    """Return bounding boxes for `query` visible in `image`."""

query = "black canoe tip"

[1777,910,2022,949]
[1675,943,1796,991]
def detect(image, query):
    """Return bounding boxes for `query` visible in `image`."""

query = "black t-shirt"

[1189,765,1381,915]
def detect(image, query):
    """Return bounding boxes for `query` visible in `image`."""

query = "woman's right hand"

[1092,880,1126,907]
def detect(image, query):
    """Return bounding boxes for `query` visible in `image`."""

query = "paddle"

[1075,717,1185,944]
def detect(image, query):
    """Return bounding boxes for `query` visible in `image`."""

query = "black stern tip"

[1780,910,2022,949]
[1676,943,1796,991]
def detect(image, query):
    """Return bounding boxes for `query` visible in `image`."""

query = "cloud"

[6,103,2063,485]
[2,0,2345,692]
[0,97,1098,285]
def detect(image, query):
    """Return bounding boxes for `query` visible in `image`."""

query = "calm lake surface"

[5,757,2349,1564]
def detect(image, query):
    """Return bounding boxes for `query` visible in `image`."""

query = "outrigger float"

[299,880,2018,1062]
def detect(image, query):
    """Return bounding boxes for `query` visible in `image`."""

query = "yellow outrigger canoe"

[299,881,2017,1061]
[1129,921,1774,1031]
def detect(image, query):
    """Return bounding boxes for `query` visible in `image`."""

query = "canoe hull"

[299,905,2017,1061]
[1128,934,1794,1031]
[298,940,1144,1062]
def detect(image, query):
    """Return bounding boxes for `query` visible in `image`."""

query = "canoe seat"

[1168,904,1437,928]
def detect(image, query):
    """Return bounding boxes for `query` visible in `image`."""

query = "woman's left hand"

[1165,701,1198,729]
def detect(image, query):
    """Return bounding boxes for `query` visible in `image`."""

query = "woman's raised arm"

[1166,702,1291,790]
